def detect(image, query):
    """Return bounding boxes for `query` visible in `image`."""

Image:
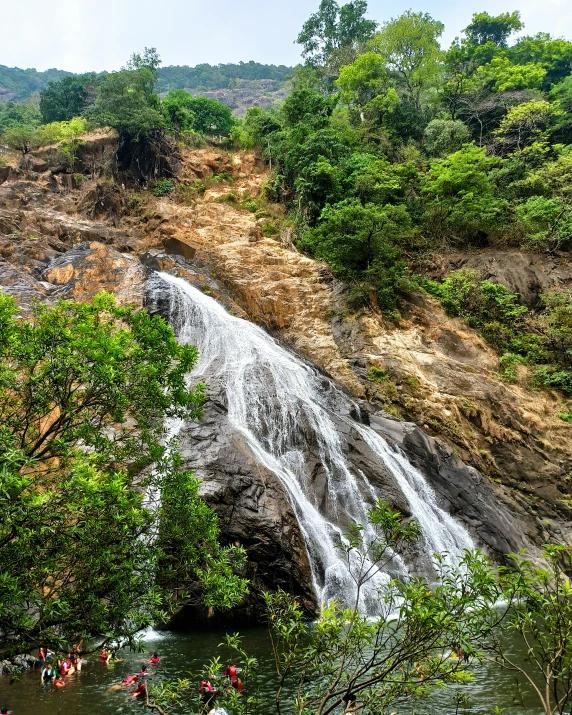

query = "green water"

[0,627,541,715]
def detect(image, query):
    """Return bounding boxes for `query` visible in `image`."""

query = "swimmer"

[149,652,160,664]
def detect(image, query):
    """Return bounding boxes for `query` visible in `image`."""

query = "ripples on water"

[0,628,541,715]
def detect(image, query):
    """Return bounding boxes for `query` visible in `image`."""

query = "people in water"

[139,664,151,678]
[98,646,116,664]
[223,664,243,692]
[149,652,161,664]
[1,708,9,714]
[131,681,147,698]
[53,674,66,688]
[37,646,54,666]
[58,656,74,676]
[200,678,216,704]
[41,662,55,685]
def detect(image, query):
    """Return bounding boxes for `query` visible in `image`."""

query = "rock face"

[1,146,572,612]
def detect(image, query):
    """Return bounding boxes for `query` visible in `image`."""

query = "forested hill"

[0,61,293,109]
[0,65,72,101]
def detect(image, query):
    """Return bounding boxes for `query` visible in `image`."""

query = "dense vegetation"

[0,293,247,654]
[212,0,572,409]
[0,61,292,103]
[157,61,292,92]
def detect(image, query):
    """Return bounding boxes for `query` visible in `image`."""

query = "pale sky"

[2,0,572,73]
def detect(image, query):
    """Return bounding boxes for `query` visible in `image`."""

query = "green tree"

[0,100,41,133]
[2,123,40,155]
[424,118,471,157]
[88,67,164,142]
[51,116,87,171]
[335,52,390,118]
[370,11,444,109]
[0,292,247,653]
[162,89,197,132]
[282,88,336,129]
[494,100,561,152]
[302,198,415,311]
[477,56,547,92]
[421,145,507,241]
[265,501,499,715]
[175,95,235,135]
[297,0,377,83]
[39,74,96,123]
[516,195,572,252]
[490,545,572,715]
[463,11,524,48]
[509,34,572,89]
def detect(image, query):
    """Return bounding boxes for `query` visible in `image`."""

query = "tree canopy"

[0,293,247,653]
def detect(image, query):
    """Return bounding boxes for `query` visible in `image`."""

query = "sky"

[2,0,572,73]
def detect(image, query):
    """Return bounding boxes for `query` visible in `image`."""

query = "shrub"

[260,220,279,236]
[152,179,175,197]
[243,199,258,212]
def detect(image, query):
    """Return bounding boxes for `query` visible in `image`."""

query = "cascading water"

[151,271,475,615]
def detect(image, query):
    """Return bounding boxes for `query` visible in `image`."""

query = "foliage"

[494,100,561,152]
[463,11,523,48]
[516,195,572,252]
[0,293,247,653]
[153,178,175,196]
[425,270,528,353]
[163,93,234,135]
[0,100,41,133]
[369,10,444,108]
[302,199,416,311]
[296,0,377,83]
[2,123,40,155]
[88,66,164,142]
[264,500,500,715]
[424,118,471,157]
[157,61,293,93]
[0,65,72,102]
[421,145,506,241]
[490,544,572,715]
[427,273,572,400]
[39,74,96,123]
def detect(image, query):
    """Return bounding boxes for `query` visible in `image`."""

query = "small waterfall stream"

[151,271,474,614]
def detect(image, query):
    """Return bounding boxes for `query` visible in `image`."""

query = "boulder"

[163,236,197,261]
[21,154,49,173]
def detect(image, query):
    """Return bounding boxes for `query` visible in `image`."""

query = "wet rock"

[0,258,48,306]
[43,241,146,305]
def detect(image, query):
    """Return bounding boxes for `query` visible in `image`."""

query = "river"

[0,627,541,715]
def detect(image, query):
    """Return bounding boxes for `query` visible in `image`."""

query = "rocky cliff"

[1,140,571,608]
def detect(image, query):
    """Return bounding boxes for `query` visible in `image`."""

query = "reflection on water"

[0,627,539,715]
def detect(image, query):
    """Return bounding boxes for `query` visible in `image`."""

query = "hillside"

[0,61,293,114]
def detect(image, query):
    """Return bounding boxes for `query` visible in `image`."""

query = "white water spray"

[152,272,474,614]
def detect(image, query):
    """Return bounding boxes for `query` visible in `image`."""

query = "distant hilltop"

[0,61,294,115]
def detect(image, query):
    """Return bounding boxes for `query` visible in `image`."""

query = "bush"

[302,199,417,312]
[152,178,175,197]
[243,199,258,212]
[260,220,279,236]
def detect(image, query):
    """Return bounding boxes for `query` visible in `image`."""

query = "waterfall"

[151,271,474,614]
